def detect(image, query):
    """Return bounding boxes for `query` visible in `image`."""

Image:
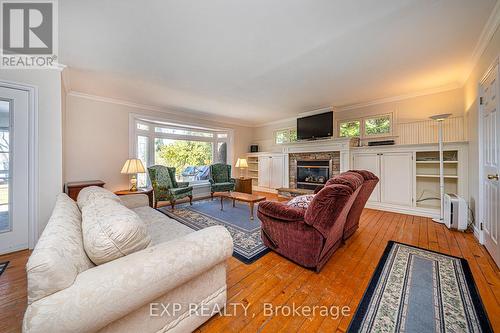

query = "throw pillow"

[82,198,151,265]
[286,194,315,209]
[77,186,122,210]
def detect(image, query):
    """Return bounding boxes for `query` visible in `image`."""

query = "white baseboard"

[364,202,440,219]
[252,186,278,194]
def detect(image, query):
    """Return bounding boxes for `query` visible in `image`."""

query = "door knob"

[487,174,499,180]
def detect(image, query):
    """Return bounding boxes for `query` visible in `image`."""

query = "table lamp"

[235,158,248,179]
[121,158,146,191]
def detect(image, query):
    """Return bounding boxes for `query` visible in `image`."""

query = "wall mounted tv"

[297,111,333,140]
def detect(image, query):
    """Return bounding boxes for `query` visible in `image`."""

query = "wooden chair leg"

[211,192,214,200]
[171,200,175,210]
[189,195,193,205]
[154,200,158,209]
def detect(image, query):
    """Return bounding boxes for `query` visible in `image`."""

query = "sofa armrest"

[257,201,305,222]
[120,194,149,209]
[230,178,236,183]
[23,226,233,333]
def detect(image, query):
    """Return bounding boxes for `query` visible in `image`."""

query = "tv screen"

[297,111,333,140]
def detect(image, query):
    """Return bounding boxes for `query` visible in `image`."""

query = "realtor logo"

[1,0,58,68]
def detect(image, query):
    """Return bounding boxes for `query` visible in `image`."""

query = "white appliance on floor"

[443,193,467,231]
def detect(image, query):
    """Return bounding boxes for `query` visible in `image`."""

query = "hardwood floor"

[1,199,499,332]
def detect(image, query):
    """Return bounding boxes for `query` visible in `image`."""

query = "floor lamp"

[429,113,451,223]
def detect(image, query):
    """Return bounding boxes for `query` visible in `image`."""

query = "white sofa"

[23,189,233,333]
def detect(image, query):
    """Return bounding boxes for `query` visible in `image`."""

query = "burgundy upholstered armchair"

[315,170,379,240]
[257,172,364,272]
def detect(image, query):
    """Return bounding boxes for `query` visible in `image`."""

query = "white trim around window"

[128,113,234,185]
[336,112,394,139]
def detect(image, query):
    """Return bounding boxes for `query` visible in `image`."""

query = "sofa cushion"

[286,194,315,209]
[26,193,94,304]
[77,186,121,210]
[82,198,151,265]
[132,206,193,245]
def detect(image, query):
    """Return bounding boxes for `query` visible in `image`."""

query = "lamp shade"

[429,113,452,122]
[235,158,248,168]
[121,159,146,174]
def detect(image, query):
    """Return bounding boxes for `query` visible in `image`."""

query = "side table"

[65,180,105,201]
[235,178,253,194]
[115,188,154,208]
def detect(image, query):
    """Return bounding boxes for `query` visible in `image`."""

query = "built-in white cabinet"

[352,153,381,202]
[353,152,413,207]
[380,152,413,206]
[250,153,285,192]
[352,143,467,218]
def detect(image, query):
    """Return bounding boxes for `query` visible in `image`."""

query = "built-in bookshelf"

[246,154,259,187]
[415,150,459,209]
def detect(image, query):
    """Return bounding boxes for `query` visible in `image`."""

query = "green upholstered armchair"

[209,163,236,198]
[147,165,193,209]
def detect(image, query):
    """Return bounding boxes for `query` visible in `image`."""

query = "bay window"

[133,117,232,187]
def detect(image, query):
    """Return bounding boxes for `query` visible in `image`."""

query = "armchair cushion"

[304,184,354,236]
[210,163,232,183]
[82,198,151,265]
[170,186,193,196]
[257,201,306,222]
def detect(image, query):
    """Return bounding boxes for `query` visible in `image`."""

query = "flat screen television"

[297,111,333,140]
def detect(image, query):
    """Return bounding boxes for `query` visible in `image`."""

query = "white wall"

[252,87,465,152]
[0,70,63,237]
[64,93,254,191]
[335,87,465,124]
[464,25,500,227]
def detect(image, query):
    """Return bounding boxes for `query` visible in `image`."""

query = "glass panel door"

[0,86,30,255]
[0,100,9,234]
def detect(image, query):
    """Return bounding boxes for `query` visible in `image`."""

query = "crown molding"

[463,0,500,83]
[66,90,254,128]
[334,82,462,112]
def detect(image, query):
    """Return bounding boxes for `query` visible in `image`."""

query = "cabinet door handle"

[487,174,499,181]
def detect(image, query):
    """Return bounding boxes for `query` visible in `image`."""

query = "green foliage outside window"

[365,115,391,136]
[156,140,212,177]
[275,128,298,144]
[339,121,360,137]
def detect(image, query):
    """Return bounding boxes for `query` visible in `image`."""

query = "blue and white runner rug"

[348,241,492,333]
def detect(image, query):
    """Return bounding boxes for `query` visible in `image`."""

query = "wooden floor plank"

[1,206,499,333]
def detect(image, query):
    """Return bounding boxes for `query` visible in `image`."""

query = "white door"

[481,64,500,266]
[353,153,380,202]
[258,156,270,188]
[380,152,413,206]
[270,155,284,189]
[0,87,30,254]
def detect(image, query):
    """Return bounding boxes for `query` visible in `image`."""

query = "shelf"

[248,169,258,172]
[416,174,458,179]
[416,161,458,164]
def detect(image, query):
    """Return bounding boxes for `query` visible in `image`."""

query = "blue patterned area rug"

[158,199,269,264]
[348,241,492,333]
[0,261,9,277]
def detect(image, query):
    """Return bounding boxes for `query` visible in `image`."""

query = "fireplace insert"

[296,160,331,190]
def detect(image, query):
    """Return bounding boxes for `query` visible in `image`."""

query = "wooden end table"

[65,180,105,201]
[114,188,154,208]
[217,191,266,220]
[235,177,253,194]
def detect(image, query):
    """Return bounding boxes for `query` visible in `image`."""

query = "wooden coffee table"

[217,191,266,220]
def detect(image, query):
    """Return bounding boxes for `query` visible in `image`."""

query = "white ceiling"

[60,0,497,126]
